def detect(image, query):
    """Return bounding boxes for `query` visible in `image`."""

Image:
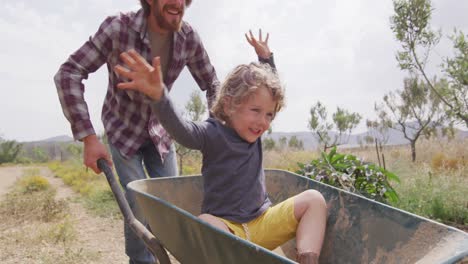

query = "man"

[54,0,219,263]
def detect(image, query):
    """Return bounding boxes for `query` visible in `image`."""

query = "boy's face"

[227,87,276,143]
[150,0,185,32]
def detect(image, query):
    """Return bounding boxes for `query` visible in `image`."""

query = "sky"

[1,0,467,142]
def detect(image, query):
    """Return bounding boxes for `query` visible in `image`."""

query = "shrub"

[18,174,51,194]
[1,189,68,223]
[84,188,120,218]
[48,217,77,244]
[431,152,465,170]
[296,147,400,204]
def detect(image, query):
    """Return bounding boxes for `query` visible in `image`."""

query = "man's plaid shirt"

[54,9,219,161]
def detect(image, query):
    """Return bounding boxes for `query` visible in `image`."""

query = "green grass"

[388,160,467,226]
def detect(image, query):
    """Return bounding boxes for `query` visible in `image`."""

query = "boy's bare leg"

[198,213,231,233]
[297,252,319,264]
[293,190,327,263]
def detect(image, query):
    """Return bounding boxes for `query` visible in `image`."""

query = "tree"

[376,77,450,162]
[0,138,22,164]
[441,30,468,126]
[278,136,287,150]
[67,143,83,161]
[176,90,207,174]
[32,146,49,163]
[185,90,206,122]
[262,137,276,151]
[288,135,304,150]
[390,0,468,126]
[308,101,362,152]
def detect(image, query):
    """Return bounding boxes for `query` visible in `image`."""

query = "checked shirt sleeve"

[54,16,116,141]
[186,30,220,110]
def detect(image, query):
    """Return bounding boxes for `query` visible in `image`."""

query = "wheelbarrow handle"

[97,158,172,264]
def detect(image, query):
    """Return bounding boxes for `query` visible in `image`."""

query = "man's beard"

[154,4,183,32]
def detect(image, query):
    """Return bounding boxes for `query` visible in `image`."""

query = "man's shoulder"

[100,9,144,31]
[180,21,201,40]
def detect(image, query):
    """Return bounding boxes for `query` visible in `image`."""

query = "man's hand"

[83,134,112,174]
[114,49,165,101]
[245,29,272,59]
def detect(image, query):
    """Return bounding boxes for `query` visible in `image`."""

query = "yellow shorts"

[219,197,298,250]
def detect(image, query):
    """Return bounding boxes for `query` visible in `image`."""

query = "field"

[262,137,468,230]
[0,137,466,263]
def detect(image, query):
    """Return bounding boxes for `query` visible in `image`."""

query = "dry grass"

[48,161,121,218]
[0,169,100,264]
[263,150,319,172]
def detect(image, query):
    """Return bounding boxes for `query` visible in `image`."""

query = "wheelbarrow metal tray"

[128,169,468,264]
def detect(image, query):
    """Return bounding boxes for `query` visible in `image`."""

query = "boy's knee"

[198,213,213,221]
[303,190,326,209]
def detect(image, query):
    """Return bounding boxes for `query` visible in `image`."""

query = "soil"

[0,165,179,264]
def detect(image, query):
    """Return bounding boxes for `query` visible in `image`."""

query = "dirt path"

[41,167,128,263]
[0,166,127,263]
[0,166,24,196]
[0,166,181,264]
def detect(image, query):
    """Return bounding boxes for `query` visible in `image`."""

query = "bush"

[18,175,51,194]
[296,147,400,204]
[431,152,465,170]
[47,217,77,244]
[84,188,120,218]
[1,189,68,223]
[0,139,22,164]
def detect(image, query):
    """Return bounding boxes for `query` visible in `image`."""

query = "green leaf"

[328,147,337,160]
[385,171,401,183]
[331,153,345,164]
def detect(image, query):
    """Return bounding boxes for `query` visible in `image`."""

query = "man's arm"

[185,30,220,109]
[54,16,116,172]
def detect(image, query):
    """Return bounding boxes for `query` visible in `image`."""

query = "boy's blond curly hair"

[211,62,285,123]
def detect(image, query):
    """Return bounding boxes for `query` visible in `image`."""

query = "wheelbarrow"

[97,159,468,264]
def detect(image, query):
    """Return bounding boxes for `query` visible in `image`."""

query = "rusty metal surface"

[128,170,468,264]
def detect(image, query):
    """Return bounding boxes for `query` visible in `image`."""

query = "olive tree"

[391,0,468,126]
[308,101,361,152]
[376,77,450,162]
[176,90,206,174]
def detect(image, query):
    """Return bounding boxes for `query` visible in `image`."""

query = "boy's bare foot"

[297,252,319,264]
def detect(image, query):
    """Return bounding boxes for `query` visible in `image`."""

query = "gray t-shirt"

[148,30,172,79]
[152,91,271,223]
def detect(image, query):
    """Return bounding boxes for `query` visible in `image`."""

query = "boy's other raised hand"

[245,29,272,59]
[114,49,164,101]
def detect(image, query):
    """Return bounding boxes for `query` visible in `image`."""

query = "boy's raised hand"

[114,49,164,101]
[245,29,272,59]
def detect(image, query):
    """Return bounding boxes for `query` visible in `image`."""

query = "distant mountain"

[22,135,74,144]
[18,135,77,161]
[38,135,74,143]
[25,127,467,151]
[266,127,468,150]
